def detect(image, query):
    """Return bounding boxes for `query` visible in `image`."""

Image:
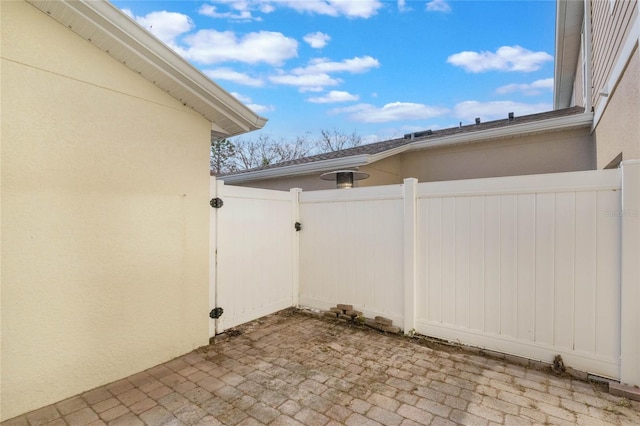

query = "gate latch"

[210,198,224,208]
[209,307,224,319]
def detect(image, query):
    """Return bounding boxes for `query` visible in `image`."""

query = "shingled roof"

[221,106,591,182]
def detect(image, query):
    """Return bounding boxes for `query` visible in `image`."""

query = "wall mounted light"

[320,170,370,189]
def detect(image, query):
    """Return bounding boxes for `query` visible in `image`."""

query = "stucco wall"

[398,128,595,182]
[594,47,640,168]
[1,1,211,420]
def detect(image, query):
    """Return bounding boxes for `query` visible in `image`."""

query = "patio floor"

[4,309,640,426]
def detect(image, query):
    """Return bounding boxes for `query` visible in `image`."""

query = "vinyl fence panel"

[298,185,405,324]
[414,170,622,379]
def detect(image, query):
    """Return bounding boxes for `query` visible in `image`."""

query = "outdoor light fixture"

[320,170,369,189]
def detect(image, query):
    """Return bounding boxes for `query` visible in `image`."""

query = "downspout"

[583,0,593,114]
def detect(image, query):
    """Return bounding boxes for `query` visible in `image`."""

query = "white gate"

[209,178,298,335]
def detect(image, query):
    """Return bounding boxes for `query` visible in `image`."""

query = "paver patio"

[4,309,639,426]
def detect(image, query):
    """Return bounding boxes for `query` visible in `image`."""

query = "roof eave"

[221,155,372,183]
[221,142,412,183]
[27,0,267,137]
[223,112,593,184]
[408,112,594,152]
[554,0,584,109]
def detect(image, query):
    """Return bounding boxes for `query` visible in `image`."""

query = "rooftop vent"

[404,129,433,140]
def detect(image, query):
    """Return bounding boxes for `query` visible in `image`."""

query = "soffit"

[27,0,267,138]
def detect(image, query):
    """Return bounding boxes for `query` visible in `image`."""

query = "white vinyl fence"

[298,185,405,325]
[413,172,621,379]
[211,161,640,387]
[209,180,299,335]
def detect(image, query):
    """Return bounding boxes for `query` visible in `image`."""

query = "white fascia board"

[553,0,584,109]
[223,141,412,183]
[222,155,372,183]
[28,0,267,136]
[407,112,594,152]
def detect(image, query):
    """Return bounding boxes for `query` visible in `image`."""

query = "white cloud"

[273,0,383,18]
[426,0,451,13]
[331,102,449,123]
[182,30,298,65]
[246,103,275,114]
[268,56,378,91]
[447,45,553,73]
[295,56,380,75]
[128,10,194,46]
[496,78,554,95]
[453,100,552,122]
[268,73,342,91]
[304,32,331,48]
[198,0,382,19]
[205,68,265,87]
[198,3,261,21]
[307,91,359,103]
[230,92,274,114]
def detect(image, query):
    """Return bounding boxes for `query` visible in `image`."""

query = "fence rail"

[212,161,640,387]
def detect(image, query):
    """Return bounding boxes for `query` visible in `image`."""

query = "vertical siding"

[590,0,638,107]
[414,171,621,378]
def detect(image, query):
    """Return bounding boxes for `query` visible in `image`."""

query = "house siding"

[1,1,211,420]
[398,127,595,183]
[594,47,640,167]
[590,0,638,109]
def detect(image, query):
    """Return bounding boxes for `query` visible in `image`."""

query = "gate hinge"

[209,307,224,319]
[210,197,224,208]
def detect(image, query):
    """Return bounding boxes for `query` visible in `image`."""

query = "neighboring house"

[222,107,595,191]
[1,0,265,421]
[555,0,639,169]
[223,0,639,191]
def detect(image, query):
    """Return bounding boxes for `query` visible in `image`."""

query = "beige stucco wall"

[398,127,595,183]
[1,1,211,420]
[594,46,640,168]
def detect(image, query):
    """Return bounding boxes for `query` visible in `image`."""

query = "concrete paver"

[4,310,640,425]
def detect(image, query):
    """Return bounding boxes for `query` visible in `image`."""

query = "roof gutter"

[223,112,593,183]
[553,0,584,109]
[408,111,594,152]
[27,0,267,137]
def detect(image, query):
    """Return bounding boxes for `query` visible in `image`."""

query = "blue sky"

[111,0,557,143]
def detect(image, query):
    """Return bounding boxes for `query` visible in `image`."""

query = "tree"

[317,129,362,152]
[271,133,315,162]
[233,135,278,170]
[210,137,236,175]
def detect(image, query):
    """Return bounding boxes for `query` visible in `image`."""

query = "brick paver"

[4,310,640,425]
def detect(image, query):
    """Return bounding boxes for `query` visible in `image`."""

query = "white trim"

[415,169,621,198]
[593,9,640,129]
[554,0,585,109]
[224,112,593,183]
[407,112,593,152]
[620,160,640,386]
[27,0,267,137]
